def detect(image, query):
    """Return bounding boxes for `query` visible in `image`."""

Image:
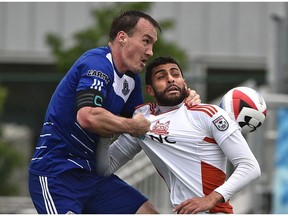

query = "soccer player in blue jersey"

[28,10,200,214]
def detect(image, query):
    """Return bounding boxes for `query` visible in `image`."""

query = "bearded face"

[152,84,187,106]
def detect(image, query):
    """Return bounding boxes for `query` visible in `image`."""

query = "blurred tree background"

[0,87,23,195]
[46,2,189,102]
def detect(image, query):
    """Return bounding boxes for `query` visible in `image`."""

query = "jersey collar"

[157,102,184,114]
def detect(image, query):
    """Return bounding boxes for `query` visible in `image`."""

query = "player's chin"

[139,61,146,70]
[130,68,141,74]
[134,65,144,73]
[165,94,181,103]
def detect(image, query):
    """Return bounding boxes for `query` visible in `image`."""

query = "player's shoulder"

[76,46,114,77]
[135,102,157,114]
[79,46,112,64]
[84,46,110,56]
[185,103,223,118]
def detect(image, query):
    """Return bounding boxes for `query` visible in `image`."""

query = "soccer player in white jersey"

[98,56,261,214]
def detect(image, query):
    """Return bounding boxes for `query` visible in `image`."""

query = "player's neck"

[108,42,126,74]
[157,102,183,114]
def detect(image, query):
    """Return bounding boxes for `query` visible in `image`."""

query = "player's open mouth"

[141,59,147,67]
[166,85,180,93]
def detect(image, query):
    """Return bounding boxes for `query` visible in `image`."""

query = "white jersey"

[108,102,260,213]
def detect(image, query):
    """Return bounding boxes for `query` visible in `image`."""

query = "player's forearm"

[95,137,112,175]
[77,107,148,137]
[103,134,141,176]
[203,191,224,208]
[98,139,133,176]
[95,137,132,176]
[215,131,261,201]
[215,158,261,202]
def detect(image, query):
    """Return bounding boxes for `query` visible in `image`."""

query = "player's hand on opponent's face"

[130,113,151,137]
[185,88,201,106]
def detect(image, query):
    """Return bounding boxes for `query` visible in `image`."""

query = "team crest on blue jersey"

[151,120,170,135]
[213,115,229,131]
[122,79,130,95]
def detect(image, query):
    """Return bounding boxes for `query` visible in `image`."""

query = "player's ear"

[184,79,187,89]
[117,31,127,45]
[146,85,155,97]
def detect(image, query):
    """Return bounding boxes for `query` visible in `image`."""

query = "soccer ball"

[220,87,267,134]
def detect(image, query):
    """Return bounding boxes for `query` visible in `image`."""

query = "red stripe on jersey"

[149,103,157,114]
[187,104,218,117]
[135,102,157,114]
[203,137,216,144]
[201,161,233,213]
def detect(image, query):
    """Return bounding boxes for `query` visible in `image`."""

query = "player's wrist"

[211,191,225,203]
[123,118,137,134]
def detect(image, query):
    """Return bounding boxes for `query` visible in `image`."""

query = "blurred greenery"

[0,87,7,114]
[45,2,189,102]
[0,86,23,195]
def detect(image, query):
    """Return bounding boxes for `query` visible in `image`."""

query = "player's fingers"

[173,203,194,214]
[173,202,186,212]
[191,207,202,214]
[185,88,201,106]
[185,88,195,97]
[178,207,195,214]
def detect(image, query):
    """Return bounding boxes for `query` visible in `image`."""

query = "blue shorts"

[28,169,148,214]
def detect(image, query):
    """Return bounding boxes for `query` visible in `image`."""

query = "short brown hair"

[109,10,161,41]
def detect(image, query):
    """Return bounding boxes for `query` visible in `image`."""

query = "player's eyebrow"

[169,67,180,72]
[154,67,180,75]
[144,34,157,44]
[153,69,167,77]
[154,67,179,74]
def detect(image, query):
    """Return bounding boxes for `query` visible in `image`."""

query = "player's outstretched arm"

[95,134,141,176]
[77,107,150,137]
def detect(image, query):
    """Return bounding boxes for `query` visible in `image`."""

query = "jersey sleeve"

[113,133,142,160]
[76,54,113,99]
[214,130,261,202]
[209,105,240,145]
[96,134,142,176]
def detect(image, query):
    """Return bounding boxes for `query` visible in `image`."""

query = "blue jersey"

[29,46,144,176]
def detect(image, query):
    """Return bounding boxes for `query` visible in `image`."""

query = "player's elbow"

[77,107,113,137]
[249,160,261,181]
[77,108,93,129]
[254,161,261,179]
[77,107,102,132]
